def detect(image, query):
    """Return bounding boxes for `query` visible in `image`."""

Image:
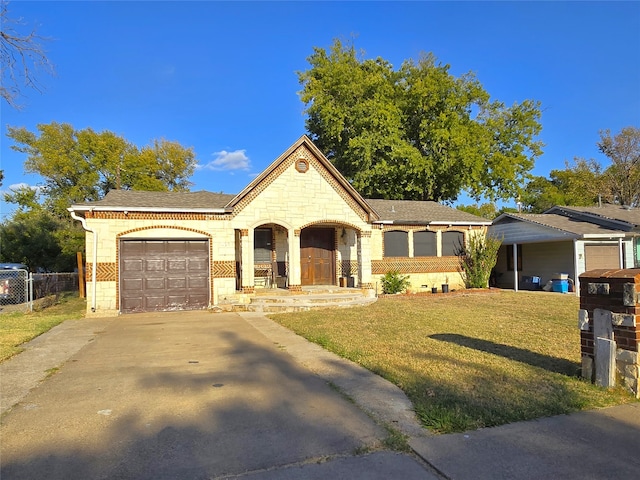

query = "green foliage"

[598,126,640,207]
[456,203,499,220]
[0,205,83,271]
[6,122,197,217]
[521,158,604,213]
[298,39,543,202]
[381,270,411,294]
[521,127,640,212]
[3,122,197,271]
[456,233,501,288]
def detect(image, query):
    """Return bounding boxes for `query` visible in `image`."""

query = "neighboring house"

[68,136,489,316]
[490,205,640,294]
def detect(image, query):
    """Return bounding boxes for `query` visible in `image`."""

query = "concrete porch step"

[234,290,377,313]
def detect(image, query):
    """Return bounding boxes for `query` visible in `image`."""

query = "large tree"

[6,122,197,217]
[598,126,640,207]
[298,40,543,202]
[3,122,197,270]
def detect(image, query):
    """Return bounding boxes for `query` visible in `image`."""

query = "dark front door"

[300,228,335,285]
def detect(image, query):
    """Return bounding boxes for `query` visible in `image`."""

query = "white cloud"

[198,150,250,172]
[7,183,43,194]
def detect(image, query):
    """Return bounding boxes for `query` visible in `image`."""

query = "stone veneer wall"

[579,269,640,398]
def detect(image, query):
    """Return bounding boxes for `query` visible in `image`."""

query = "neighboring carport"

[490,212,633,294]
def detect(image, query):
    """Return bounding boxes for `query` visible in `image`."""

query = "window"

[254,228,272,262]
[507,244,523,271]
[384,230,409,257]
[442,231,464,256]
[634,237,640,268]
[414,231,437,256]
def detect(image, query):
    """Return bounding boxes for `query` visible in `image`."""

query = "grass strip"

[0,293,86,362]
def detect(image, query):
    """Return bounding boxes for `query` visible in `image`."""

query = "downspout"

[69,209,97,313]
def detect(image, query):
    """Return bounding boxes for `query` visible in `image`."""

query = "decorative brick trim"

[242,286,255,294]
[240,229,249,237]
[288,284,302,292]
[116,225,212,239]
[86,262,117,282]
[372,257,461,274]
[381,225,412,233]
[294,229,301,237]
[88,211,230,221]
[360,283,374,289]
[339,260,359,277]
[299,220,363,232]
[213,261,236,278]
[359,231,372,238]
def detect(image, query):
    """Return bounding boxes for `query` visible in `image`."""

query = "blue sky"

[1,1,639,219]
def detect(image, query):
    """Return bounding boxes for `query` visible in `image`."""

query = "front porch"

[235,223,373,294]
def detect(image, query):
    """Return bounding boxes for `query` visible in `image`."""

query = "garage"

[120,240,209,313]
[584,244,621,271]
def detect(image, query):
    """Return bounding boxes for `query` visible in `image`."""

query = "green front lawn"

[270,290,636,433]
[0,293,86,362]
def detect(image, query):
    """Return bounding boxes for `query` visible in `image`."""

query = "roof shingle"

[365,199,489,224]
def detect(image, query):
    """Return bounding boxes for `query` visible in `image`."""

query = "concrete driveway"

[0,311,434,479]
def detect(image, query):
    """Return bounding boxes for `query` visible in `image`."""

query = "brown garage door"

[120,240,209,313]
[584,244,620,271]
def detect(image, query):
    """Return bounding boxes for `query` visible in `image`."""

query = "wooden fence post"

[77,252,86,298]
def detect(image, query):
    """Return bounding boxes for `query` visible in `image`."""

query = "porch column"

[573,239,581,296]
[288,228,302,291]
[358,231,373,289]
[618,238,624,268]
[241,228,255,294]
[513,243,519,292]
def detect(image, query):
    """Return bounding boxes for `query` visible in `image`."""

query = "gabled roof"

[493,212,628,237]
[545,205,640,230]
[366,199,490,225]
[225,135,379,221]
[69,190,235,213]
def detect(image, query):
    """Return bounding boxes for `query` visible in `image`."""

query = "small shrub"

[381,270,411,294]
[456,234,502,288]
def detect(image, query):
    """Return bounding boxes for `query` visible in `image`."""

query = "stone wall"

[579,269,640,398]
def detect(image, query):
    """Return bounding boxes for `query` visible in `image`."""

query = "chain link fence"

[0,269,29,306]
[1,270,80,312]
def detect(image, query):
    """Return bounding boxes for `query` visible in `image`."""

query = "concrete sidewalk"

[2,311,639,479]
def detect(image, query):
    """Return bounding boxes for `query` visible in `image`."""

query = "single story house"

[490,205,640,294]
[69,136,490,316]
